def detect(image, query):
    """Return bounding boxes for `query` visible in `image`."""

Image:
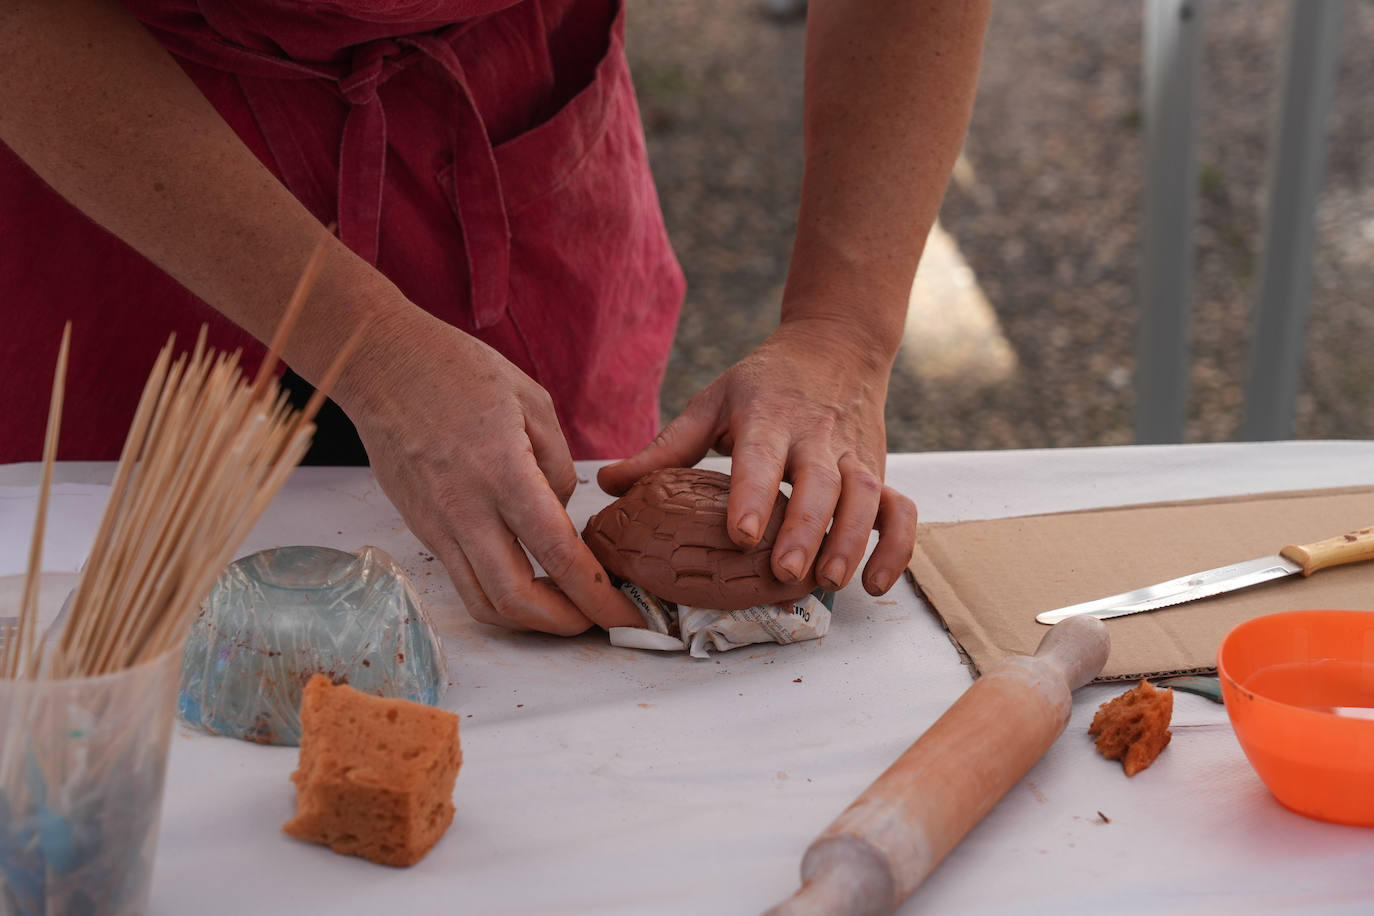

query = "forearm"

[0,0,416,410]
[785,0,989,364]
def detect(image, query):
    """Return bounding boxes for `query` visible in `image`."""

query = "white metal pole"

[1241,0,1343,441]
[1135,0,1204,444]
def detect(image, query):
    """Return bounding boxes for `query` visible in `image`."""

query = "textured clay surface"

[282,675,462,867]
[1088,679,1173,777]
[582,467,815,610]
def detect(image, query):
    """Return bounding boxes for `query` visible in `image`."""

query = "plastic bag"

[178,546,447,746]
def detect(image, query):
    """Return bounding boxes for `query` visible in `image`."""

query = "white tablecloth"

[3,442,1373,915]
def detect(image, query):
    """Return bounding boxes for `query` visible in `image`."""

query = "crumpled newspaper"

[608,579,832,658]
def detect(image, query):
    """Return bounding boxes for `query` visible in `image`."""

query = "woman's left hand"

[598,316,918,596]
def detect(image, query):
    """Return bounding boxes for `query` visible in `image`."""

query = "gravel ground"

[626,0,1374,453]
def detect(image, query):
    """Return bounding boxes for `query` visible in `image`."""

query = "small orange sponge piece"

[282,674,462,866]
[1089,679,1173,777]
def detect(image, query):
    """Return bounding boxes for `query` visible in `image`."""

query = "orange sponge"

[1089,678,1173,777]
[282,674,462,866]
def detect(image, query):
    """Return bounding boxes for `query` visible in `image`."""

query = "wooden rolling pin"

[765,615,1110,916]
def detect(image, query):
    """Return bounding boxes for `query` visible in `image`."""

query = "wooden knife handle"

[1279,525,1374,576]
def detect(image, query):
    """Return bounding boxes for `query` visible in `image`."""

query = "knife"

[1034,525,1374,624]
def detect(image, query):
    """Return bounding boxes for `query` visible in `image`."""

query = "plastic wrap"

[178,545,447,746]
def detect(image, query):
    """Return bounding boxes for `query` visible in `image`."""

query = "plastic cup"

[0,573,182,915]
[1217,609,1374,827]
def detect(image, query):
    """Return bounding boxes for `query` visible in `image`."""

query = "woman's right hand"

[338,307,642,636]
[0,2,637,637]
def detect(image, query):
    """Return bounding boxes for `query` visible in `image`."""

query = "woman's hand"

[602,0,988,600]
[340,308,642,636]
[599,0,990,599]
[598,315,918,596]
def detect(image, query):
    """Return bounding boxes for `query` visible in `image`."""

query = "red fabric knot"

[337,39,403,105]
[137,20,510,328]
[335,39,410,264]
[404,34,511,329]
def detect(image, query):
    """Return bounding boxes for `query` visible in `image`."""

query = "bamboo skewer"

[53,342,174,677]
[0,322,69,829]
[1,236,362,913]
[251,233,330,398]
[11,230,356,683]
[85,353,248,675]
[3,322,70,681]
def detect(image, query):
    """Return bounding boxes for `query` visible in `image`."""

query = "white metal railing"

[1134,0,1344,444]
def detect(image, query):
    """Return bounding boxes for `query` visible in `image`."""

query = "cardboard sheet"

[908,486,1374,681]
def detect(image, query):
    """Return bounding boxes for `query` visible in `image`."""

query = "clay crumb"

[1089,679,1173,777]
[792,677,803,683]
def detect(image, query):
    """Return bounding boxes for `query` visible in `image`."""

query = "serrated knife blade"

[1034,524,1374,625]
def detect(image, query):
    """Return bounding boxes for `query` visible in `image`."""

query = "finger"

[724,422,788,549]
[460,521,599,636]
[770,449,843,584]
[597,392,721,495]
[499,470,644,631]
[862,486,919,596]
[524,389,579,506]
[813,454,884,591]
[452,471,603,636]
[432,538,528,632]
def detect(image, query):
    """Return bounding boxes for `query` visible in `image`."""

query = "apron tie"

[145,23,511,329]
[400,34,511,329]
[335,39,399,265]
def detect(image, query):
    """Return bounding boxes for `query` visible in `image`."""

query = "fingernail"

[820,557,846,589]
[867,570,893,594]
[777,549,804,581]
[738,513,760,542]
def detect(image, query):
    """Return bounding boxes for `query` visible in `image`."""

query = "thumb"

[598,400,720,495]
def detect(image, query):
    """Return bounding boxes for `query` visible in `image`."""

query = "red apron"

[0,0,683,462]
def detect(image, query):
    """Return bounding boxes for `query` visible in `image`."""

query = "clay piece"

[1089,679,1173,776]
[582,468,816,610]
[282,675,462,867]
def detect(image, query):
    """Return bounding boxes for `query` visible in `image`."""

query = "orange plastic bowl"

[1218,609,1374,826]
